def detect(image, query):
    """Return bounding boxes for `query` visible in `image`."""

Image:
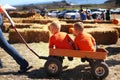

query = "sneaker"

[81,58,86,62]
[18,66,33,73]
[68,57,73,61]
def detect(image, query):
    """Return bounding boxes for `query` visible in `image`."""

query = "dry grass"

[0,33,120,80]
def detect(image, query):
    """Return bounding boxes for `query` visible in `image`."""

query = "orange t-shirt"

[49,32,73,49]
[74,32,96,51]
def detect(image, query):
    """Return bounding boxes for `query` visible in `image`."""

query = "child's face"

[73,26,79,36]
[49,26,58,34]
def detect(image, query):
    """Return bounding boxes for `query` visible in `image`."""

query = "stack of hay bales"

[2,23,33,32]
[61,23,74,33]
[10,23,32,28]
[9,12,35,18]
[9,29,50,43]
[4,18,53,24]
[9,29,27,43]
[27,13,44,19]
[60,19,82,23]
[64,23,99,34]
[22,19,53,24]
[85,28,119,45]
[30,24,45,29]
[3,22,50,32]
[60,19,112,24]
[99,24,120,37]
[4,18,24,23]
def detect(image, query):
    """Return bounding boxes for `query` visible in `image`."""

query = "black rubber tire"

[91,62,109,79]
[44,58,62,76]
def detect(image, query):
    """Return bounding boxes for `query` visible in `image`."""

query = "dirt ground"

[0,14,120,80]
[0,32,119,80]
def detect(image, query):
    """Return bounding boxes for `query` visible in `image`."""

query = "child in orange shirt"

[73,22,96,51]
[48,21,74,62]
[73,22,96,62]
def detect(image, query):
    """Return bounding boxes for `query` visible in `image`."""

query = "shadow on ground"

[105,59,120,67]
[27,64,101,80]
[105,46,120,67]
[0,64,99,80]
[105,46,120,56]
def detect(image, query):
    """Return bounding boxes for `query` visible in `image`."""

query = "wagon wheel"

[44,58,62,76]
[91,62,109,79]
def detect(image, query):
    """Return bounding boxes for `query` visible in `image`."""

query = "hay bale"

[2,23,11,32]
[22,19,52,24]
[85,28,119,45]
[9,29,27,43]
[9,28,50,43]
[9,12,35,18]
[3,23,33,32]
[100,25,120,37]
[4,18,24,23]
[30,24,44,29]
[84,20,112,24]
[61,24,74,33]
[109,26,120,37]
[60,19,112,24]
[62,23,98,34]
[27,13,44,19]
[10,23,31,28]
[27,29,49,43]
[60,19,82,23]
[83,24,98,28]
[12,18,24,23]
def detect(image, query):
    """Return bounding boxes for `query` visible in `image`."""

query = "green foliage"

[104,0,120,7]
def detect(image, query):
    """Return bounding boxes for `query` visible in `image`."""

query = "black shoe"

[81,58,86,62]
[68,57,73,61]
[18,66,33,73]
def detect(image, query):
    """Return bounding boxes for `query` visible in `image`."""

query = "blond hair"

[74,22,84,31]
[48,21,61,31]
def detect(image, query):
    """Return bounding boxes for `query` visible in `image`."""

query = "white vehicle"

[48,12,57,17]
[98,9,106,12]
[48,10,59,17]
[64,10,80,19]
[92,11,102,15]
[91,11,102,19]
[111,8,120,14]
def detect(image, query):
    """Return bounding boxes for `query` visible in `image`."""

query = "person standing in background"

[80,9,87,20]
[106,9,110,20]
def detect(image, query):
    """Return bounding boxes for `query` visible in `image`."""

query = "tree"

[104,0,120,6]
[62,0,66,3]
[116,0,120,6]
